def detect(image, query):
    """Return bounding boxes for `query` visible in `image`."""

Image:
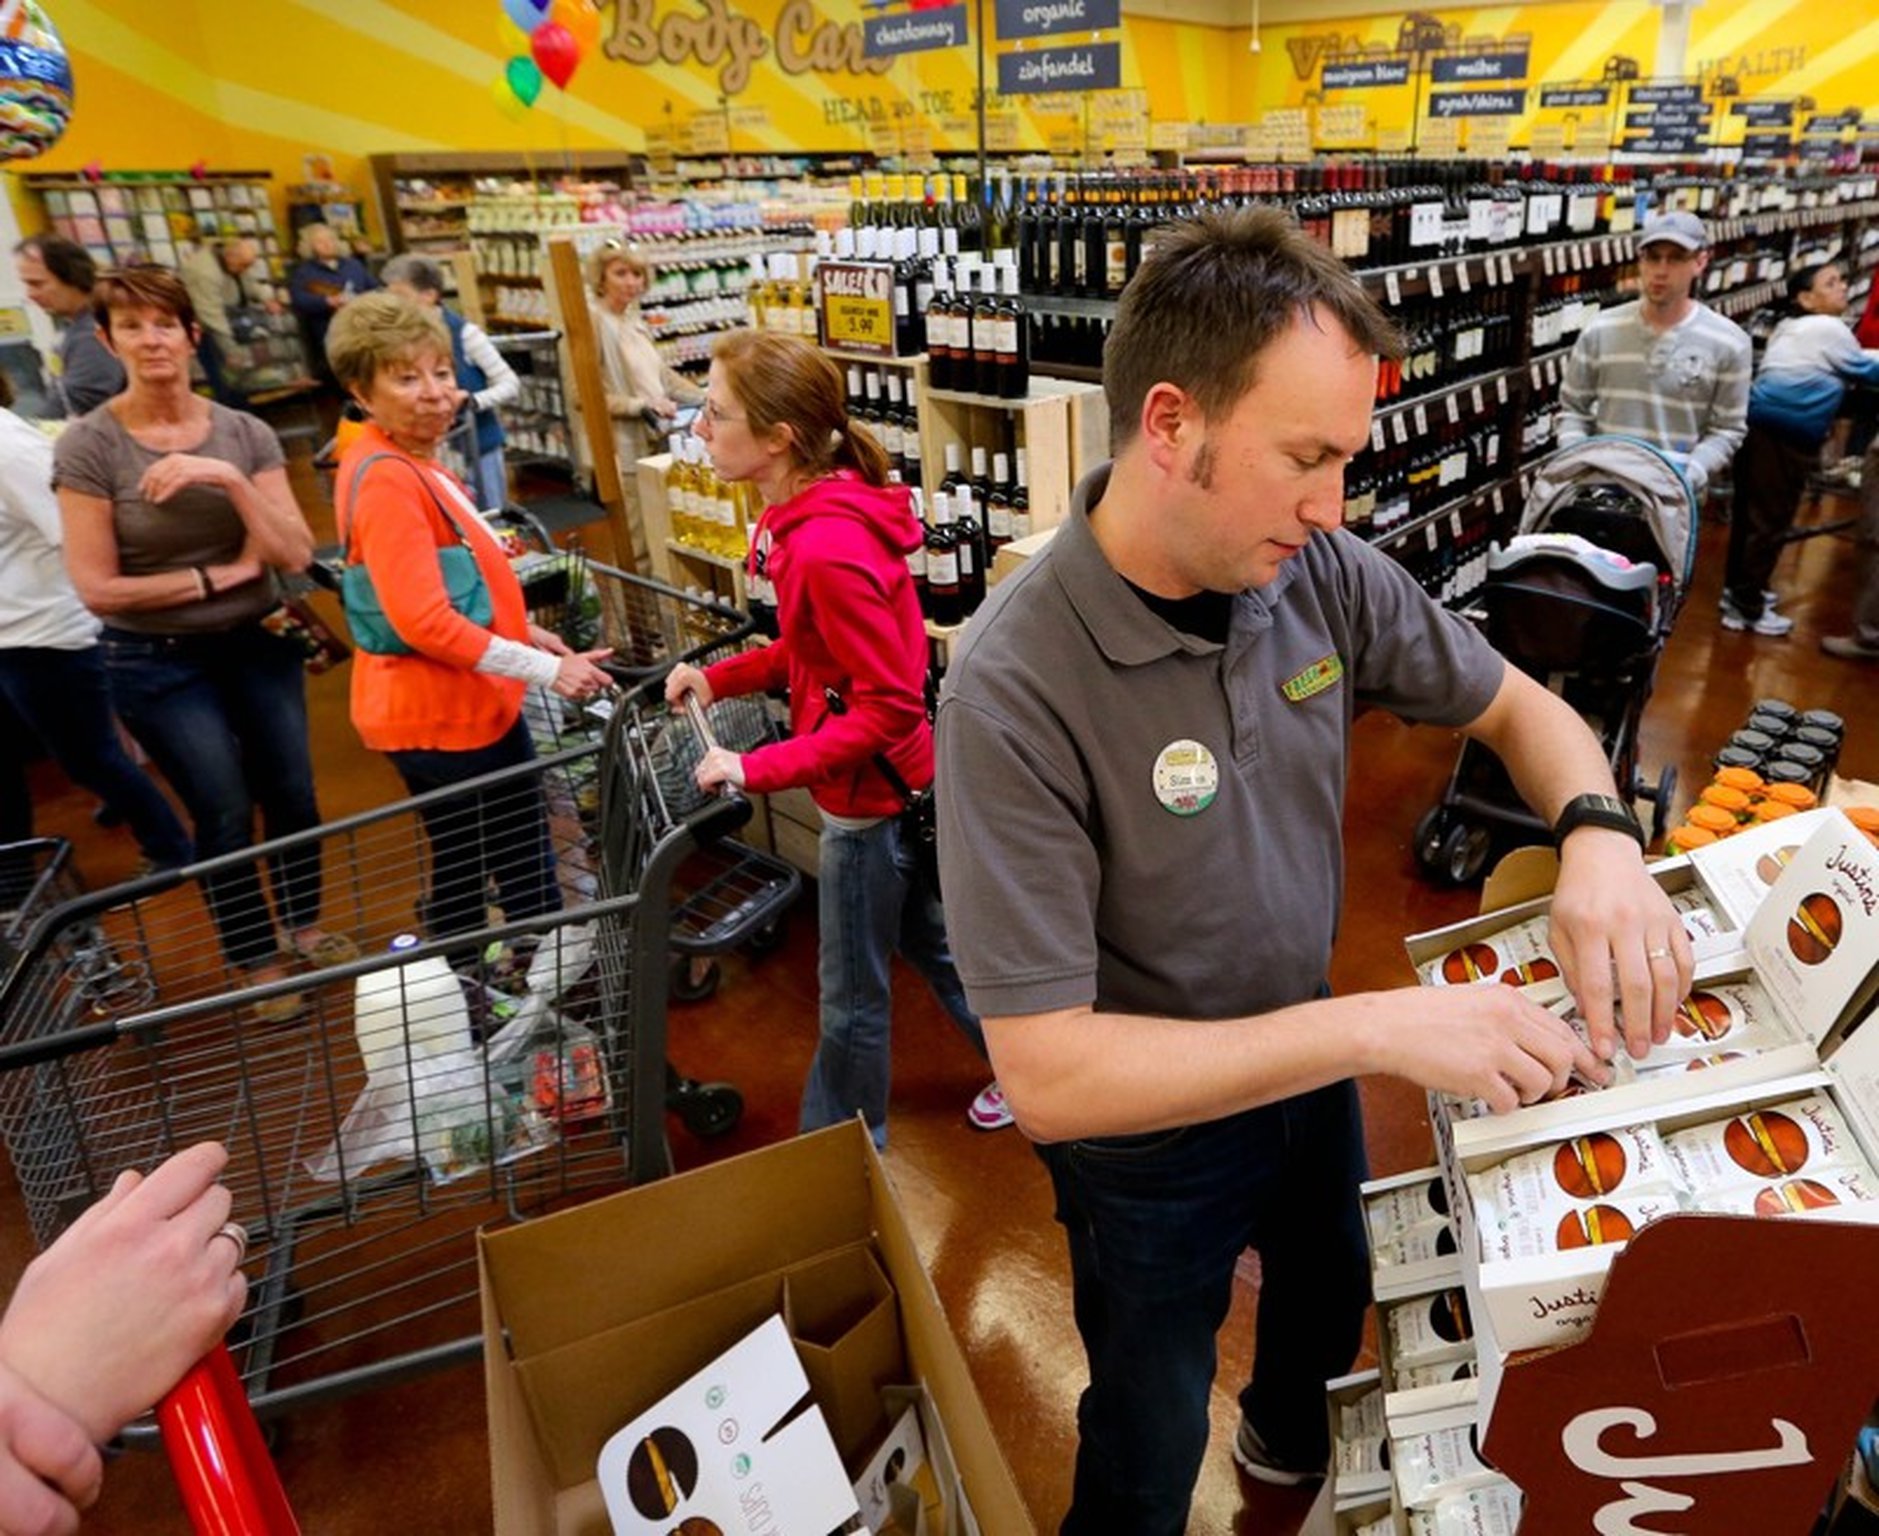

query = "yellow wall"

[7,0,1878,237]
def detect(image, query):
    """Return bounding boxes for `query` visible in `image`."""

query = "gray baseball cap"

[1638,210,1709,251]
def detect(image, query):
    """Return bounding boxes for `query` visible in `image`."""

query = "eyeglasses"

[699,398,744,427]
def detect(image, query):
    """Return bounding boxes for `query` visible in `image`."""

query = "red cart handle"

[156,1345,300,1535]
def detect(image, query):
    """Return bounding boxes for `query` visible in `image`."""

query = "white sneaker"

[1231,1420,1325,1487]
[1719,598,1793,637]
[967,1081,1014,1131]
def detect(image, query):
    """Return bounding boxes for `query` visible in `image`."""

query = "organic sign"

[994,0,1119,41]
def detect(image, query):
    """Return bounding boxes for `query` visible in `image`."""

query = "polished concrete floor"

[4,464,1875,1534]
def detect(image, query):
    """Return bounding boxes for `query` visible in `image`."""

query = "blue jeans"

[386,718,560,948]
[1040,1080,1372,1536]
[100,623,325,970]
[801,814,986,1146]
[0,644,192,867]
[473,445,508,511]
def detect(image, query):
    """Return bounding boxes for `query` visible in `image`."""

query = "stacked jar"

[1710,699,1843,802]
[1664,764,1819,855]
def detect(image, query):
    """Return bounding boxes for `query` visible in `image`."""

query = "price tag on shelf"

[1428,263,1444,299]
[1602,238,1615,267]
[1413,402,1428,437]
[1425,523,1440,553]
[1445,391,1460,425]
[1542,245,1556,277]
[1371,420,1386,453]
[1549,356,1564,387]
[1455,259,1471,293]
[1385,270,1402,306]
[1492,487,1505,516]
[1392,411,1409,446]
[1499,253,1515,286]
[1496,375,1509,405]
[1531,361,1544,391]
[1450,510,1465,541]
[1471,383,1485,414]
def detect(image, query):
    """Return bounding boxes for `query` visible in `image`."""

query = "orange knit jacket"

[336,424,531,753]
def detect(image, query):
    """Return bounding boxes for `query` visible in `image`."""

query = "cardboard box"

[480,1120,1033,1535]
[1362,1166,1463,1302]
[989,526,1057,587]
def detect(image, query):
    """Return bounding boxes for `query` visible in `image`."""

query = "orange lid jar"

[1687,803,1738,835]
[1752,799,1797,822]
[1762,782,1818,810]
[1844,805,1879,835]
[1699,783,1753,817]
[1713,765,1764,792]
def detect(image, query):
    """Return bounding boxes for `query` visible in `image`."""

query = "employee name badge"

[1152,738,1218,816]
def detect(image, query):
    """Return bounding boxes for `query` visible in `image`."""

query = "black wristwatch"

[1553,792,1646,851]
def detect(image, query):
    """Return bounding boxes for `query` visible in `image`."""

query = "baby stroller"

[1412,435,1699,885]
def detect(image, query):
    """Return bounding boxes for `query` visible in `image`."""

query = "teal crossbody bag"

[339,453,494,656]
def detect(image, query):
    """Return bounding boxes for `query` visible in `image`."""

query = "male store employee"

[935,206,1694,1535]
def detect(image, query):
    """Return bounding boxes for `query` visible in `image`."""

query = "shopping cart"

[0,679,792,1460]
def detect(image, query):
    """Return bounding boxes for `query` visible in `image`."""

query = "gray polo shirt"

[935,463,1504,1024]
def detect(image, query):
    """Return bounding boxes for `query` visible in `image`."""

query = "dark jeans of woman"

[1726,422,1819,620]
[0,643,192,869]
[100,623,325,971]
[385,717,561,951]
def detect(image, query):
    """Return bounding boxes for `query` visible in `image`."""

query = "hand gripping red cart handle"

[158,1345,300,1535]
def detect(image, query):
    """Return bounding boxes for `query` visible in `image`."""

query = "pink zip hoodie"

[702,470,931,818]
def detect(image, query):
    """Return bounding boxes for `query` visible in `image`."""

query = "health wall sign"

[863,5,968,57]
[997,41,1119,94]
[994,0,1119,41]
[1430,48,1530,84]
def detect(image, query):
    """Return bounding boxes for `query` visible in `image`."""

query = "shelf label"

[1471,384,1485,415]
[1372,420,1386,453]
[1428,262,1444,299]
[1496,376,1509,405]
[1445,391,1460,425]
[1455,259,1471,293]
[1392,411,1409,446]
[1385,270,1402,306]
[1542,245,1557,277]
[1413,402,1428,437]
[818,261,895,356]
[1498,253,1515,287]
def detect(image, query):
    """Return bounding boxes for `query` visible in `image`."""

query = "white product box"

[1362,1166,1463,1302]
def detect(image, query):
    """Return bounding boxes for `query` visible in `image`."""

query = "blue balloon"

[501,0,551,34]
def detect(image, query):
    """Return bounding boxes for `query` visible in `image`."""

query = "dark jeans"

[1726,423,1818,618]
[100,623,324,969]
[1040,1080,1372,1536]
[195,332,250,411]
[386,718,560,947]
[801,814,986,1147]
[0,644,192,869]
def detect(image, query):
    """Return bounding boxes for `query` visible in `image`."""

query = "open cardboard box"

[479,1120,1033,1535]
[1362,1165,1464,1303]
[1410,808,1868,1160]
[1433,812,1879,1357]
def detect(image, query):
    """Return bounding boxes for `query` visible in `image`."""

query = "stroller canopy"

[1520,436,1700,593]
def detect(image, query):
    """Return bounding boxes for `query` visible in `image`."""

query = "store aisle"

[3,470,1873,1534]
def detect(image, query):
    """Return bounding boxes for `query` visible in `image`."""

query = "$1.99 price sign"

[818,261,896,356]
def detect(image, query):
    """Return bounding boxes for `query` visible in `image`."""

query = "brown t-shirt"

[52,403,285,635]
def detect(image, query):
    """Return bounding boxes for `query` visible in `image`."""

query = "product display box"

[1362,1166,1463,1303]
[1407,808,1861,1161]
[479,1120,1032,1535]
[1418,812,1879,1355]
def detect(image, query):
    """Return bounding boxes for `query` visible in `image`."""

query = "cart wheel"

[1648,764,1678,845]
[668,955,721,1003]
[1412,807,1450,876]
[679,1083,744,1138]
[1439,823,1492,887]
[743,920,786,958]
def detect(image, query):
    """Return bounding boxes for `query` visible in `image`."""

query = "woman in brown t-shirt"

[53,266,348,1011]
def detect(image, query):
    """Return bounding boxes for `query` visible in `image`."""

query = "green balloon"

[506,55,544,106]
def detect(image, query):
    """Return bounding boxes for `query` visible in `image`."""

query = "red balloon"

[530,21,581,89]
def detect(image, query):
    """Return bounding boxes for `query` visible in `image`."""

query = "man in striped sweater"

[1557,208,1751,514]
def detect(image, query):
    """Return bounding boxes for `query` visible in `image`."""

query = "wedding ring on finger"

[210,1220,249,1265]
[1646,946,1673,961]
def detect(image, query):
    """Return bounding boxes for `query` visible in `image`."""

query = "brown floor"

[4,458,1875,1534]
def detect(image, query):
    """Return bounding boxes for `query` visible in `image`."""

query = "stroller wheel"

[668,954,721,1003]
[676,1082,744,1138]
[1647,765,1678,846]
[1439,823,1493,887]
[1413,807,1448,873]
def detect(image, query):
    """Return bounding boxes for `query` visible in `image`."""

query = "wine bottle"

[926,490,962,625]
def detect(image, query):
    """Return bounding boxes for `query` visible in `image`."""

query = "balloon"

[549,0,602,57]
[496,12,530,54]
[530,20,581,90]
[501,0,550,34]
[0,1,74,164]
[505,54,543,106]
[491,75,529,122]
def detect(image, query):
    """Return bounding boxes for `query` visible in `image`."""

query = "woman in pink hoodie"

[664,331,1006,1142]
